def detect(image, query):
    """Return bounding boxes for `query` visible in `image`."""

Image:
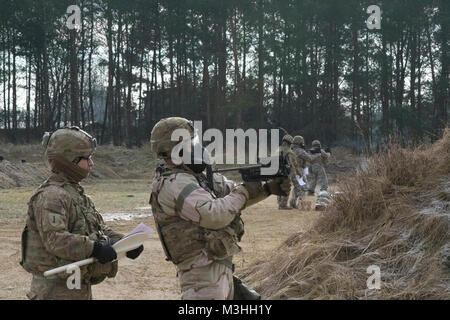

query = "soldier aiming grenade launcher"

[212,155,291,196]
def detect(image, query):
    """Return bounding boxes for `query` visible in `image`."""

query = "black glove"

[126,245,144,260]
[91,242,117,264]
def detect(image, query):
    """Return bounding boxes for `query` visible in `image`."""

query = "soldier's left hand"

[266,177,291,196]
[126,245,144,259]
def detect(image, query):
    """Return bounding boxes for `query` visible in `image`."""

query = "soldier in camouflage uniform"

[290,136,321,208]
[20,127,143,300]
[276,135,301,210]
[149,117,291,300]
[307,140,330,195]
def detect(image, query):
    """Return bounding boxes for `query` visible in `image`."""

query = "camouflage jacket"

[310,149,331,167]
[150,164,250,271]
[277,144,301,176]
[20,173,123,284]
[292,146,321,172]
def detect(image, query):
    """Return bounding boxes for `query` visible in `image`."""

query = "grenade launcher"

[212,154,291,182]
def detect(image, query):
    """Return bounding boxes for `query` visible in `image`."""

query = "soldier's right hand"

[266,177,291,196]
[242,181,265,200]
[91,242,117,264]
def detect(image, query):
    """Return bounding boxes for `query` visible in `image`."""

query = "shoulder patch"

[47,212,66,229]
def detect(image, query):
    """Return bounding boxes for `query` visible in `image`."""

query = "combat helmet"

[150,117,195,157]
[292,135,305,147]
[42,126,97,181]
[282,134,293,145]
[311,140,321,148]
[44,126,96,163]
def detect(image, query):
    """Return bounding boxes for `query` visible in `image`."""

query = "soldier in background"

[276,135,301,210]
[290,136,321,208]
[149,117,291,299]
[307,140,330,196]
[20,127,143,300]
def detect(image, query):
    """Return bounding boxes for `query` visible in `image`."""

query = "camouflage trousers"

[277,195,289,208]
[178,261,234,300]
[290,174,306,208]
[278,172,301,209]
[27,275,92,300]
[308,164,328,193]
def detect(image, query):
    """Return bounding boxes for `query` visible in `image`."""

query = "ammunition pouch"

[205,215,244,260]
[205,228,242,260]
[20,226,91,280]
[85,232,118,284]
[86,261,118,285]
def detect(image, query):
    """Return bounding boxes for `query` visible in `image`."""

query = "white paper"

[44,223,154,277]
[296,175,306,186]
[304,168,309,176]
[122,222,154,239]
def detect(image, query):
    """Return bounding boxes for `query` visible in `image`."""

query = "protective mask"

[185,136,212,173]
[48,155,89,183]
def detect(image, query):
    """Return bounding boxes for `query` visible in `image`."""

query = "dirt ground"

[0,180,324,300]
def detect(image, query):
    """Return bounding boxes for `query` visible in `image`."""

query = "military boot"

[289,198,298,209]
[233,276,261,300]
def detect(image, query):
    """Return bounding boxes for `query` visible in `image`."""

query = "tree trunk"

[203,57,211,127]
[409,27,417,113]
[26,53,31,142]
[231,8,241,126]
[88,2,95,136]
[80,14,86,129]
[217,12,227,129]
[102,6,114,144]
[434,0,449,134]
[113,17,123,145]
[12,34,17,140]
[69,29,80,127]
[381,29,390,136]
[168,31,175,114]
[2,32,6,131]
[42,45,51,132]
[257,0,264,127]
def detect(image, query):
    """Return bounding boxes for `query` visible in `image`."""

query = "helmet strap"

[48,155,89,183]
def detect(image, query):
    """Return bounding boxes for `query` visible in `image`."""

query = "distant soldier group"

[276,134,331,211]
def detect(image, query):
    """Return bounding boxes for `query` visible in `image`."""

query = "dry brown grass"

[239,129,450,300]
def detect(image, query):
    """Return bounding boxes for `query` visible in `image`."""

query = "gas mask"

[177,135,212,174]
